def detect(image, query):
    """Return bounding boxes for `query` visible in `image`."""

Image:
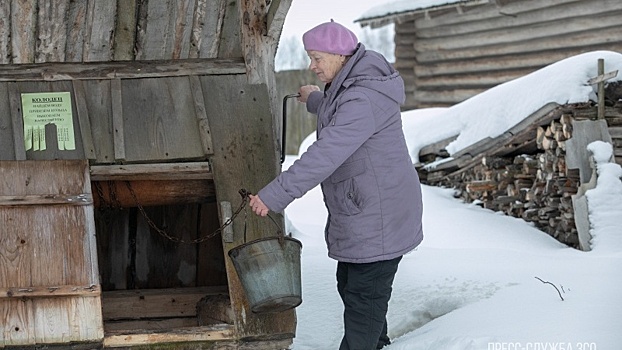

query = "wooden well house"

[0,1,297,349]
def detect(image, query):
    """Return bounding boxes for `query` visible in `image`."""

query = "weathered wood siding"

[1,0,299,345]
[0,0,231,64]
[0,160,103,347]
[0,60,246,163]
[383,0,622,109]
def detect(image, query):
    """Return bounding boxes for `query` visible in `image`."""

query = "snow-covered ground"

[284,51,622,349]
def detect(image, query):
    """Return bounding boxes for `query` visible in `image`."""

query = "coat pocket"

[329,159,366,215]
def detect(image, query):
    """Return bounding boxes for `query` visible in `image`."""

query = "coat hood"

[327,43,406,106]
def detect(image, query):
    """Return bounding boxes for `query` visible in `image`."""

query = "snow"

[359,0,467,22]
[282,51,622,349]
[401,50,622,164]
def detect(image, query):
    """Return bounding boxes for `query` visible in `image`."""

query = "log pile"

[420,101,622,248]
[434,118,579,247]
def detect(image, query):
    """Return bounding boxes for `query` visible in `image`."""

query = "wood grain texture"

[202,74,296,339]
[0,160,103,346]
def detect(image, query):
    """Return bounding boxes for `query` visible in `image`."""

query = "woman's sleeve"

[258,91,375,213]
[306,91,323,114]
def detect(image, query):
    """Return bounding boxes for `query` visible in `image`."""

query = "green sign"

[21,92,76,151]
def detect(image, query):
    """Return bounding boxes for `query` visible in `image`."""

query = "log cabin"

[357,0,622,110]
[0,0,298,349]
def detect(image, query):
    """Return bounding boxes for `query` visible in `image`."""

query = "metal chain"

[124,182,251,244]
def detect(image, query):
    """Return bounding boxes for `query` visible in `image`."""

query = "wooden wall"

[0,0,299,344]
[382,0,622,109]
[0,0,231,64]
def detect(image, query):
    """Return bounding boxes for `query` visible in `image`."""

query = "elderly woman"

[249,20,423,349]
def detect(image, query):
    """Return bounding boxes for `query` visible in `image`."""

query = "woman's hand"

[298,85,320,103]
[249,194,270,217]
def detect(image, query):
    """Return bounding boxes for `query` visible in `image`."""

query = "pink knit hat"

[302,20,358,56]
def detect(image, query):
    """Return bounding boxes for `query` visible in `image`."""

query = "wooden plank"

[1,298,36,346]
[572,194,592,251]
[111,78,125,162]
[566,119,613,183]
[91,179,215,207]
[0,58,247,82]
[120,77,205,162]
[217,0,242,58]
[0,284,100,298]
[64,0,88,62]
[7,82,26,160]
[266,0,291,40]
[73,80,97,160]
[90,162,213,181]
[104,317,198,332]
[189,75,214,155]
[80,80,115,163]
[81,159,100,291]
[0,1,9,64]
[419,135,456,157]
[202,74,296,339]
[102,286,227,320]
[0,193,93,207]
[35,0,69,63]
[413,0,590,29]
[11,0,37,63]
[414,68,536,88]
[587,70,619,85]
[190,0,225,59]
[83,0,116,62]
[609,126,622,138]
[103,324,235,347]
[0,160,104,346]
[413,50,588,77]
[136,0,195,60]
[0,83,15,160]
[67,295,104,341]
[415,0,622,38]
[505,102,561,135]
[413,88,488,105]
[112,0,137,61]
[240,0,278,84]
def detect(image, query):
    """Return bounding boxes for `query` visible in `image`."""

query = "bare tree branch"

[535,276,564,301]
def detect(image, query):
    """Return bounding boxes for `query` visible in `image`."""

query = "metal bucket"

[228,236,302,313]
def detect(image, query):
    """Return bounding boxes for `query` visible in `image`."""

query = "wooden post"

[587,59,618,121]
[597,58,605,120]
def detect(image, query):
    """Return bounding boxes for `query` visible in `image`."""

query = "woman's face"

[307,50,345,83]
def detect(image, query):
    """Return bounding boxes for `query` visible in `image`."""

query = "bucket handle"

[239,189,287,244]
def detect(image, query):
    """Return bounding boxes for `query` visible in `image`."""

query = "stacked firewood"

[429,116,580,248]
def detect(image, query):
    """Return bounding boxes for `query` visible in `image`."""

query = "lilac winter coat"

[258,43,423,263]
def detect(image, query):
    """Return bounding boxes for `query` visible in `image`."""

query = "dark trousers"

[336,256,402,350]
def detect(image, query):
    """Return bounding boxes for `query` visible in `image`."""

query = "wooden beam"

[73,80,97,160]
[0,193,93,207]
[102,286,227,320]
[8,82,26,160]
[103,325,235,347]
[0,58,247,82]
[111,78,125,162]
[189,76,214,155]
[90,162,213,181]
[0,284,100,298]
[91,179,215,207]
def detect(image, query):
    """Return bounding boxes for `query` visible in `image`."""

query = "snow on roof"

[402,50,622,164]
[356,0,475,24]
